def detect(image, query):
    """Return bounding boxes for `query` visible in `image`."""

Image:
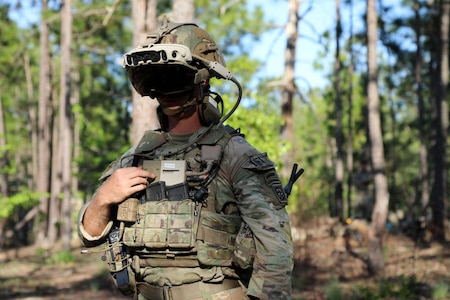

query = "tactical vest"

[118,125,244,268]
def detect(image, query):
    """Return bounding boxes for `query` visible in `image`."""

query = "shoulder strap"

[191,125,237,187]
[99,147,136,181]
[134,130,168,155]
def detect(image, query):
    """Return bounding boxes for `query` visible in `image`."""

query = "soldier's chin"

[165,106,182,113]
[161,106,184,117]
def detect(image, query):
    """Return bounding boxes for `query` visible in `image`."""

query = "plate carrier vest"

[104,125,255,295]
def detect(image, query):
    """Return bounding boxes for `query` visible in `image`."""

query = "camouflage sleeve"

[222,135,294,300]
[77,148,135,247]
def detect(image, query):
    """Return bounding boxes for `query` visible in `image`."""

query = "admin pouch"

[123,198,199,250]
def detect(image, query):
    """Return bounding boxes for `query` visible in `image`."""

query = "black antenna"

[284,163,304,197]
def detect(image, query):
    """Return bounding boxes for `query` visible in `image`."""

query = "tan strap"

[137,279,241,300]
[197,226,231,246]
[139,257,200,268]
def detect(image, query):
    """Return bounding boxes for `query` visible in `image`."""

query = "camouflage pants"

[136,279,248,300]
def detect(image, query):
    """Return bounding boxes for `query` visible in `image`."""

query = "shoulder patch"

[234,136,247,144]
[242,152,276,171]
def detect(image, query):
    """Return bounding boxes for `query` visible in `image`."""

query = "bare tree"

[280,0,301,179]
[366,0,390,275]
[131,0,159,146]
[346,0,355,219]
[36,0,53,243]
[0,96,8,198]
[333,0,344,221]
[0,93,9,245]
[72,60,81,194]
[430,0,449,241]
[59,0,73,249]
[48,101,60,244]
[172,0,195,22]
[413,0,429,211]
[24,54,38,191]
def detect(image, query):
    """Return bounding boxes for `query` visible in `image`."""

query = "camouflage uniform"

[78,125,294,300]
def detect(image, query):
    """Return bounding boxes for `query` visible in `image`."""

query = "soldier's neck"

[167,109,202,135]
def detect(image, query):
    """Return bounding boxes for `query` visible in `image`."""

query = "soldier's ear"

[201,79,210,92]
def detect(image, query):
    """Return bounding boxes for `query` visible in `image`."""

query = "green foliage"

[0,189,41,219]
[290,87,337,216]
[196,0,270,57]
[0,4,38,191]
[35,247,46,257]
[350,276,428,300]
[196,0,285,164]
[45,249,76,264]
[351,284,381,300]
[432,282,449,300]
[324,278,344,300]
[69,0,133,195]
[0,0,448,255]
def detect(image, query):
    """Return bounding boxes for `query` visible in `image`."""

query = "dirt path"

[1,219,449,300]
[0,246,128,300]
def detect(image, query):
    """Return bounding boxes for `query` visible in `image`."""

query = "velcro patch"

[242,152,275,171]
[265,170,288,207]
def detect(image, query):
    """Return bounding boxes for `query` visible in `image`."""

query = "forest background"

[0,0,449,299]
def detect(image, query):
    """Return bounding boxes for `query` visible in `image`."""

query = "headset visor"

[128,64,197,96]
[124,44,199,96]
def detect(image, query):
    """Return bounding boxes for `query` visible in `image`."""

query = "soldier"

[78,22,294,300]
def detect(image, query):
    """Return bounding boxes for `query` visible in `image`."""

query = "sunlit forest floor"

[291,217,450,299]
[0,216,449,300]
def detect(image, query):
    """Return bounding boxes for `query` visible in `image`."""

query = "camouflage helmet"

[123,23,226,97]
[156,23,226,66]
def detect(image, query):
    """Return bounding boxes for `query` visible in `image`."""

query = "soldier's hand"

[96,167,156,206]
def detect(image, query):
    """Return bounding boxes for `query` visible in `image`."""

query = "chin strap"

[160,85,204,116]
[161,97,197,116]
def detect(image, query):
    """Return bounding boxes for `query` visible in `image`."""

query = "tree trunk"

[24,54,38,191]
[172,0,195,22]
[333,0,344,221]
[59,0,73,250]
[131,0,159,146]
[36,0,53,244]
[430,0,448,241]
[413,0,429,211]
[280,0,300,179]
[48,99,60,244]
[0,95,8,198]
[366,0,390,275]
[346,0,355,219]
[72,60,80,194]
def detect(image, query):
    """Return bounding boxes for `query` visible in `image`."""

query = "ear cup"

[199,96,222,125]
